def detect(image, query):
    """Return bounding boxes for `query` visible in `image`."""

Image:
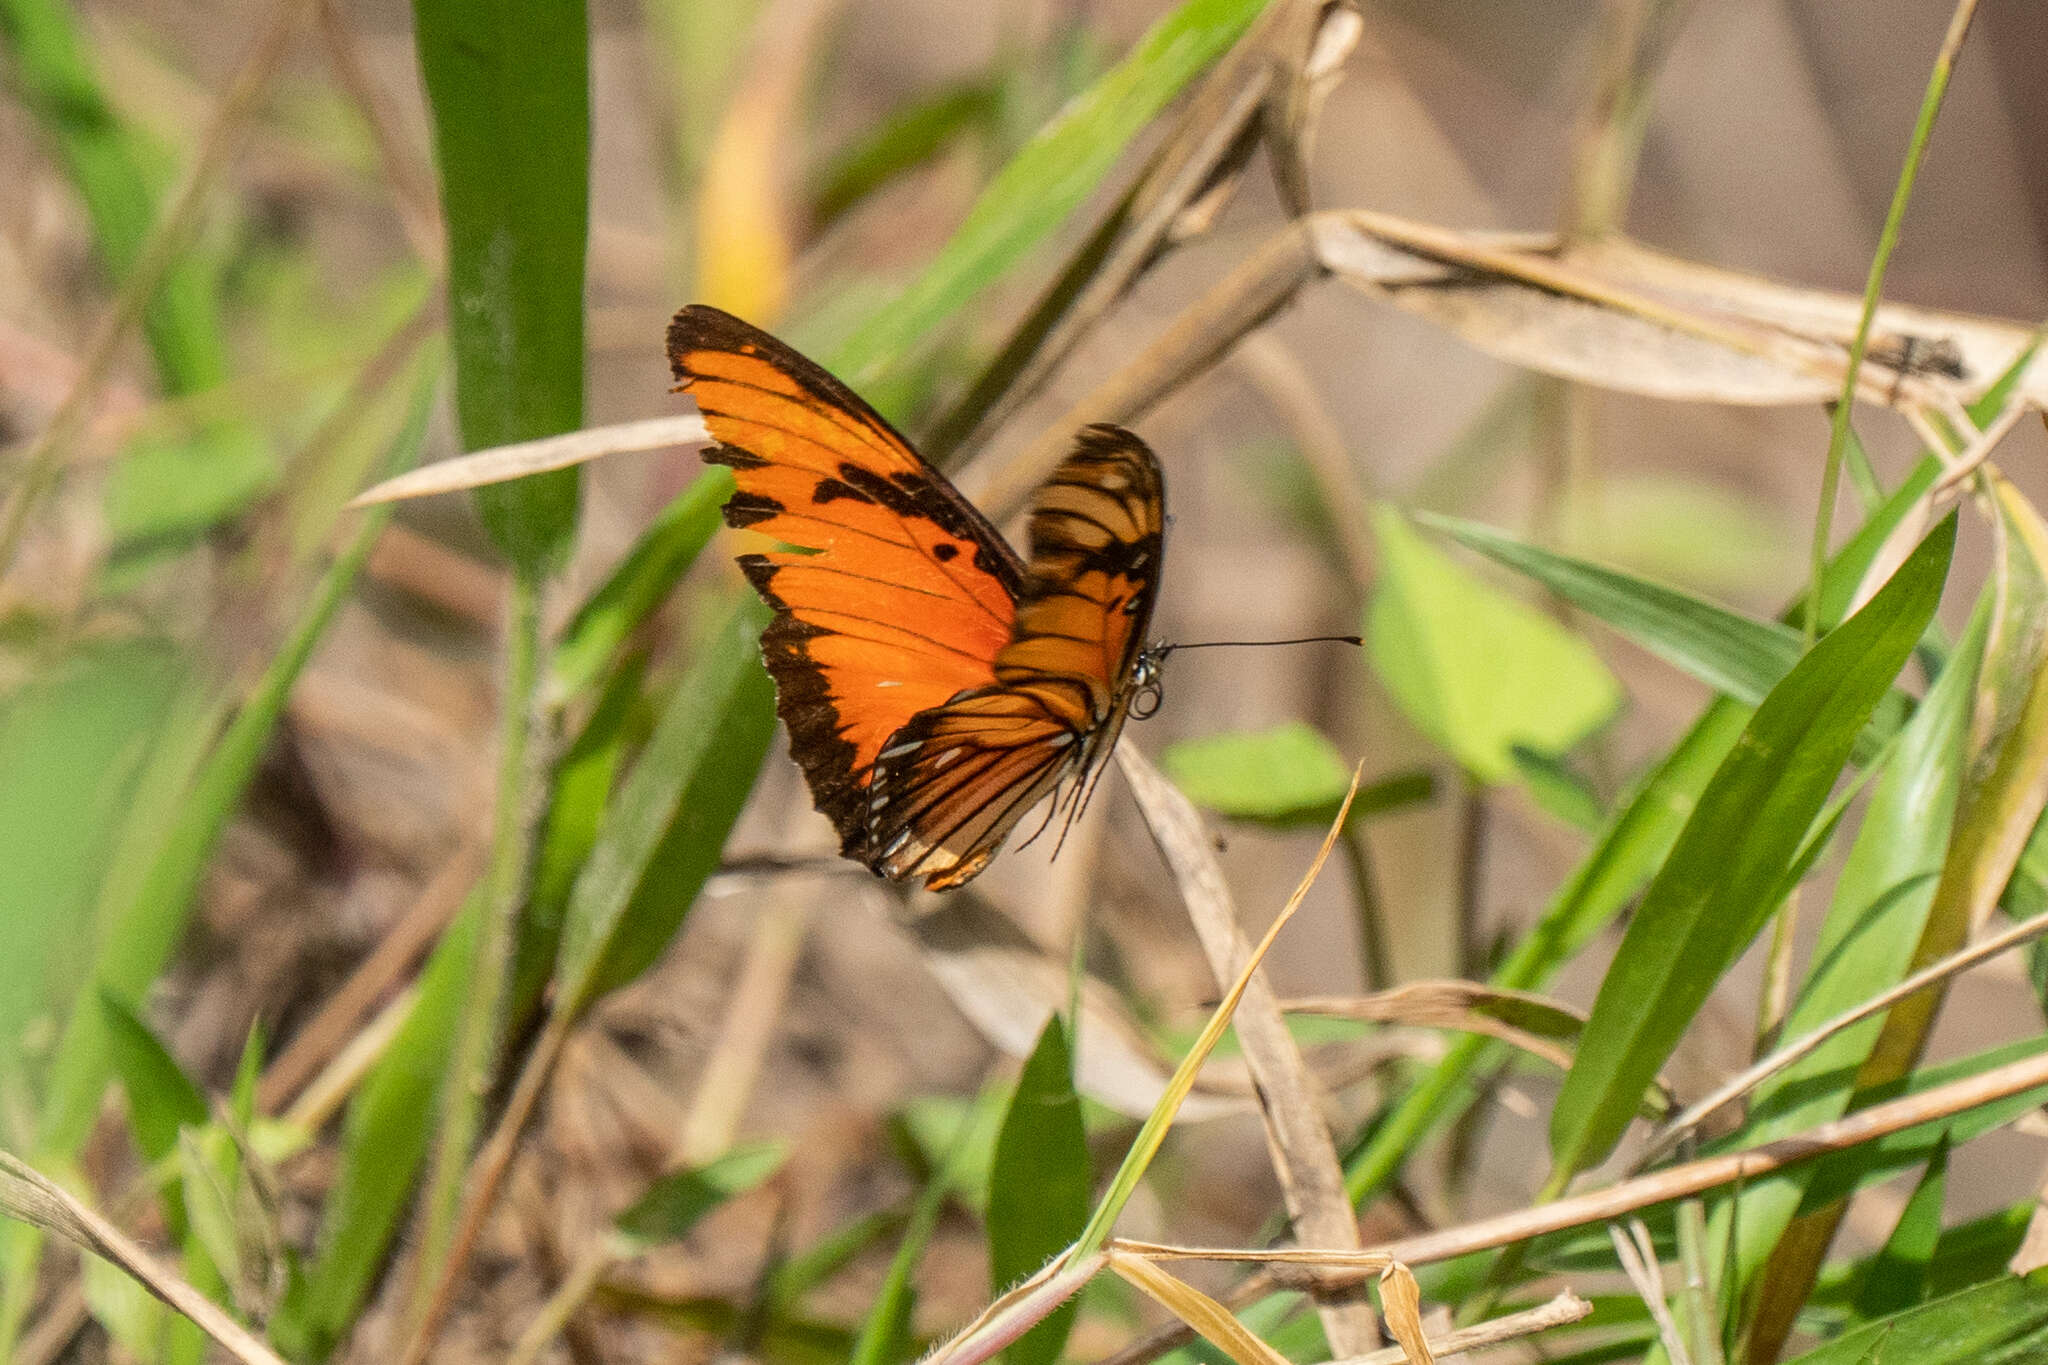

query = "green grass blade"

[98,992,207,1166]
[1850,1133,1949,1320]
[1345,696,1751,1203]
[272,898,479,1362]
[0,0,229,394]
[1784,1272,2048,1365]
[832,0,1268,391]
[987,1018,1090,1365]
[613,1141,786,1251]
[1709,591,1987,1304]
[1549,514,1955,1179]
[413,0,586,569]
[551,597,777,1013]
[1419,511,1803,704]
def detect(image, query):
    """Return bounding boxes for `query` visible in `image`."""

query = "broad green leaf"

[1710,592,1986,1305]
[1814,1204,2030,1311]
[275,898,477,1361]
[1162,723,1349,821]
[1782,1271,2048,1365]
[1550,514,1955,1178]
[98,992,206,1165]
[80,1251,168,1362]
[413,0,586,569]
[0,641,180,1086]
[1370,505,1621,784]
[550,473,727,702]
[833,0,1269,390]
[988,1018,1089,1365]
[613,1141,786,1251]
[1511,746,1604,834]
[553,596,778,1012]
[1852,1132,1949,1319]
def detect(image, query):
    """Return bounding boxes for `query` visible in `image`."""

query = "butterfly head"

[1128,642,1172,720]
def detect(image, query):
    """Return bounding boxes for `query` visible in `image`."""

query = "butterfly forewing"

[669,305,1025,854]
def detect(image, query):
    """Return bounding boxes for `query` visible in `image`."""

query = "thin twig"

[1637,906,2048,1168]
[1116,747,1381,1354]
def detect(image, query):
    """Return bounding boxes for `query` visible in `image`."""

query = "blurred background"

[4,1,2047,1360]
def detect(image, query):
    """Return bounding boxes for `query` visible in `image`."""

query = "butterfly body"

[668,305,1165,890]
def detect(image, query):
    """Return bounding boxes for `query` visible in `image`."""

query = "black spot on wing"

[933,543,959,562]
[723,491,783,528]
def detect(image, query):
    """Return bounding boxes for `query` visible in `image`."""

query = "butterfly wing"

[868,426,1166,889]
[668,305,1026,855]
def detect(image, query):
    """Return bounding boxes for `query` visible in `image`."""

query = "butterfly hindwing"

[868,427,1166,889]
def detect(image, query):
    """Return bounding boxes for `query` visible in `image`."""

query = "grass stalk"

[1804,0,1981,647]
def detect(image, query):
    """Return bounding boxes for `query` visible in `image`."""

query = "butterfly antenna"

[1155,633,1363,655]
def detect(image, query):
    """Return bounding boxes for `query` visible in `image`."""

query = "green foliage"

[1369,504,1621,784]
[988,1018,1089,1365]
[412,0,586,569]
[1551,515,1956,1178]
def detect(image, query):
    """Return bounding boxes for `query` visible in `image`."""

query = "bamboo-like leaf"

[1550,515,1955,1178]
[1852,1134,1950,1320]
[987,1018,1089,1365]
[551,597,777,1012]
[1708,592,1986,1304]
[833,0,1268,390]
[36,369,437,1159]
[272,899,478,1360]
[413,0,586,568]
[612,1141,786,1253]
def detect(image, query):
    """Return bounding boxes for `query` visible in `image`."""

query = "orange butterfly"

[669,305,1166,890]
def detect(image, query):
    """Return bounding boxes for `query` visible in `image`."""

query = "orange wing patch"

[670,306,1166,889]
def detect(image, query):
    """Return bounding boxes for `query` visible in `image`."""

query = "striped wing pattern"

[669,305,1164,890]
[866,426,1166,889]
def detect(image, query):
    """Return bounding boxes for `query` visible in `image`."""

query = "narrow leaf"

[613,1141,786,1252]
[987,1018,1090,1365]
[413,0,586,568]
[1550,514,1954,1177]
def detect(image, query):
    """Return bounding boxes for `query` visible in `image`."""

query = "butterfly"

[668,304,1166,891]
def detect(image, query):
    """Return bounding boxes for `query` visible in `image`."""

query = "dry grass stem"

[0,1153,290,1365]
[1326,1290,1593,1365]
[1117,746,1380,1354]
[348,414,710,507]
[1609,1219,1691,1365]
